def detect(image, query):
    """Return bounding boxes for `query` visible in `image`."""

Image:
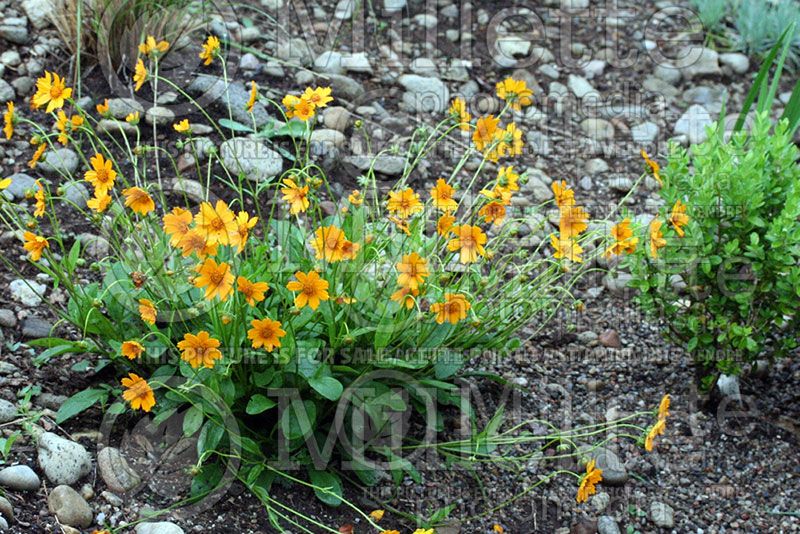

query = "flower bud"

[91,298,103,308]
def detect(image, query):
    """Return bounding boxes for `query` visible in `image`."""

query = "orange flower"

[28,142,46,169]
[199,35,220,65]
[286,270,329,310]
[348,190,363,206]
[121,373,155,412]
[480,185,512,206]
[472,115,500,152]
[668,199,689,237]
[550,234,583,263]
[163,207,193,246]
[237,276,269,306]
[389,216,411,235]
[645,418,666,452]
[658,394,670,420]
[22,231,49,261]
[369,510,385,522]
[139,35,169,56]
[139,298,157,324]
[312,225,347,263]
[178,229,218,259]
[396,252,429,290]
[84,153,117,196]
[280,178,310,214]
[559,205,589,238]
[282,94,316,121]
[479,201,506,226]
[496,77,534,111]
[125,111,140,124]
[340,240,360,261]
[430,179,458,212]
[121,340,145,360]
[604,218,638,257]
[2,101,14,139]
[551,180,575,207]
[96,99,110,116]
[641,149,662,186]
[194,200,237,245]
[576,459,603,503]
[248,317,286,352]
[246,81,258,112]
[33,71,72,112]
[431,293,471,324]
[122,187,154,215]
[387,188,423,219]
[448,97,471,131]
[133,59,147,91]
[87,192,112,213]
[447,225,487,263]
[194,258,234,301]
[390,287,419,309]
[33,180,46,218]
[55,110,83,145]
[231,211,258,253]
[437,213,455,236]
[178,331,222,369]
[497,166,520,192]
[649,219,666,258]
[173,119,190,134]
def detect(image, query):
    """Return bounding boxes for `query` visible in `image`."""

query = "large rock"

[314,51,344,75]
[22,0,56,29]
[650,501,674,528]
[62,181,90,209]
[597,516,621,534]
[675,46,720,79]
[39,148,79,176]
[0,399,17,423]
[326,74,365,100]
[48,485,93,528]
[106,98,144,120]
[1,173,36,201]
[0,465,40,491]
[0,79,14,102]
[135,522,186,534]
[37,432,93,485]
[398,74,449,113]
[97,447,141,494]
[568,74,596,98]
[219,138,283,182]
[187,75,271,127]
[0,25,30,45]
[674,104,713,145]
[9,279,46,307]
[344,155,406,176]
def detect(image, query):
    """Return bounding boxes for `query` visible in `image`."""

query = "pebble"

[675,46,720,79]
[97,447,141,494]
[0,25,30,44]
[593,491,610,513]
[0,465,41,491]
[106,98,144,120]
[326,74,365,100]
[674,104,713,145]
[0,399,17,423]
[398,74,449,113]
[219,138,283,182]
[21,316,53,338]
[341,52,373,74]
[344,155,405,176]
[650,501,675,528]
[239,52,260,71]
[144,106,175,126]
[719,52,750,74]
[1,173,36,201]
[0,50,20,66]
[568,74,596,98]
[12,76,34,95]
[48,485,93,528]
[62,181,90,209]
[0,79,14,102]
[314,50,344,75]
[135,522,186,534]
[323,106,350,131]
[384,0,406,11]
[599,329,621,348]
[653,64,681,84]
[585,159,609,175]
[9,279,47,307]
[597,516,621,534]
[0,516,6,531]
[22,0,56,29]
[0,495,12,521]
[631,121,659,143]
[37,432,93,485]
[187,75,271,127]
[39,148,80,176]
[581,118,615,140]
[97,119,138,136]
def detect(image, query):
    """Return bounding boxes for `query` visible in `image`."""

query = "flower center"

[209,271,224,285]
[50,85,62,99]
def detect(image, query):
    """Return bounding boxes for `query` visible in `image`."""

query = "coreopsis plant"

[626,112,800,385]
[0,40,668,530]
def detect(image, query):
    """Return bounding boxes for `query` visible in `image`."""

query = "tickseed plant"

[627,114,800,387]
[1,35,671,532]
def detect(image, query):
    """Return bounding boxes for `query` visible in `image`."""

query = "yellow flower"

[390,286,419,309]
[644,418,666,452]
[33,71,72,112]
[22,231,49,261]
[3,101,14,140]
[121,340,145,360]
[121,373,155,412]
[641,149,662,186]
[396,252,428,290]
[87,192,112,213]
[133,59,147,91]
[668,199,689,237]
[479,201,506,226]
[55,111,84,145]
[125,111,140,124]
[194,258,234,301]
[28,141,46,169]
[472,115,500,152]
[139,35,169,56]
[96,99,110,116]
[550,234,583,262]
[237,276,269,306]
[389,216,410,235]
[431,293,471,325]
[286,270,329,310]
[412,530,434,534]
[139,298,156,324]
[122,187,154,215]
[312,225,347,263]
[33,180,46,218]
[348,190,363,206]
[649,219,666,258]
[447,224,487,263]
[496,77,534,111]
[84,153,117,196]
[551,180,575,207]
[178,229,218,259]
[173,119,190,134]
[369,510,385,522]
[497,166,519,192]
[382,531,401,534]
[0,177,12,190]
[163,207,193,246]
[340,239,360,260]
[430,179,457,212]
[448,97,471,131]
[280,178,310,214]
[558,205,589,238]
[199,35,220,65]
[480,185,512,206]
[231,210,258,253]
[604,218,639,257]
[248,317,286,352]
[493,525,504,533]
[194,200,237,245]
[437,213,455,236]
[302,86,333,108]
[498,122,524,158]
[658,394,670,420]
[246,81,258,112]
[178,331,222,369]
[576,459,603,503]
[387,188,423,219]
[282,94,316,121]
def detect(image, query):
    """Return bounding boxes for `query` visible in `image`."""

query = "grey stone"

[239,53,260,71]
[310,129,346,159]
[0,399,17,423]
[62,181,90,209]
[0,465,40,491]
[327,74,365,100]
[341,52,373,74]
[275,37,313,66]
[240,26,261,43]
[581,118,615,140]
[97,447,141,494]
[38,432,93,485]
[0,50,20,66]
[169,178,206,201]
[631,121,659,143]
[0,79,14,102]
[344,155,405,176]
[0,495,12,521]
[97,119,138,136]
[398,74,449,113]
[522,174,553,202]
[48,485,93,528]
[323,106,350,131]
[413,13,437,28]
[22,316,53,338]
[135,522,185,534]
[593,492,610,513]
[585,447,628,486]
[187,75,271,127]
[608,175,633,193]
[219,138,283,182]
[23,0,56,29]
[334,0,353,19]
[314,51,344,74]
[107,98,144,120]
[76,233,110,258]
[642,76,679,100]
[650,501,674,528]
[383,0,406,12]
[0,26,30,45]
[568,74,596,98]
[37,393,67,410]
[603,272,633,295]
[585,159,609,175]
[719,52,750,74]
[0,516,7,531]
[11,76,34,95]
[582,59,606,79]
[675,46,720,79]
[144,106,175,126]
[39,148,79,176]
[495,36,531,67]
[9,279,46,307]
[653,64,681,84]
[0,309,16,328]
[597,516,621,534]
[2,173,36,201]
[674,104,713,145]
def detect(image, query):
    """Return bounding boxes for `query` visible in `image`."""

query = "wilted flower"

[649,219,666,258]
[133,59,147,91]
[641,149,662,186]
[472,115,500,152]
[479,201,506,226]
[576,459,602,503]
[121,340,145,360]
[437,213,455,236]
[33,180,45,218]
[246,81,258,112]
[122,187,154,214]
[668,199,689,237]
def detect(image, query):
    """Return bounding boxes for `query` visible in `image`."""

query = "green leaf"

[183,406,204,436]
[280,400,316,441]
[56,388,108,423]
[434,351,463,379]
[307,469,343,506]
[219,118,253,132]
[246,394,277,415]
[308,376,344,401]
